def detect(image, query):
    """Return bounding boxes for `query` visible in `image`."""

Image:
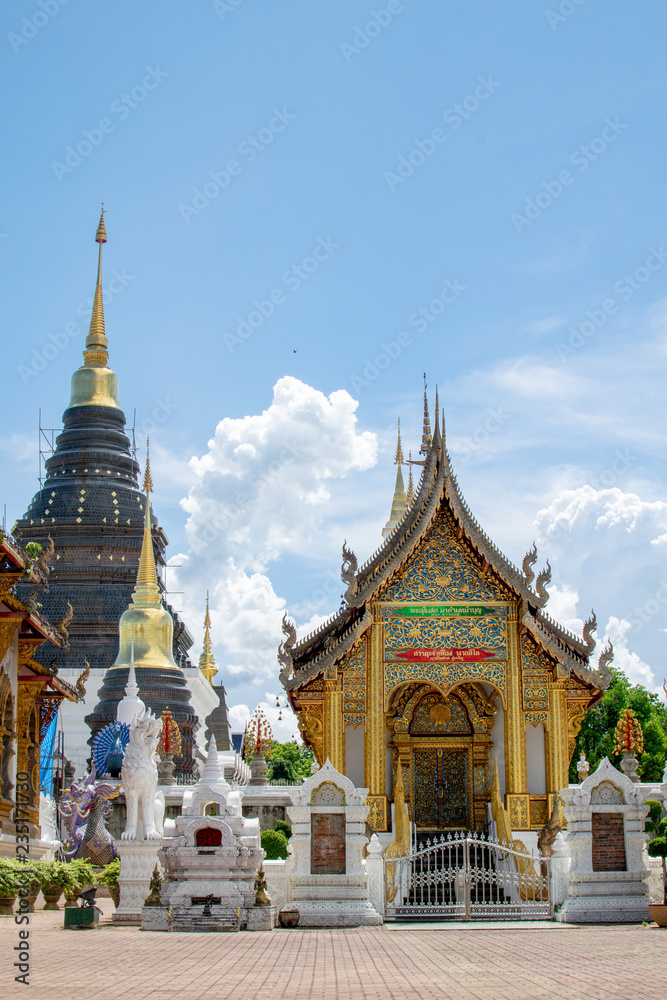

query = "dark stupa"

[14,209,198,775]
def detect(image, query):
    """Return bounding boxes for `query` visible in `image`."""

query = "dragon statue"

[522,542,538,587]
[58,763,120,866]
[278,613,297,684]
[341,540,358,605]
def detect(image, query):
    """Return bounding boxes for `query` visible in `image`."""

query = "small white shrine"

[141,737,268,932]
[556,756,651,923]
[286,759,381,927]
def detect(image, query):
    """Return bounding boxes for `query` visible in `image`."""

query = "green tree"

[264,739,314,780]
[569,668,667,782]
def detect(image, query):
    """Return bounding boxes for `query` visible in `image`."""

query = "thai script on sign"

[396,648,495,662]
[394,605,494,617]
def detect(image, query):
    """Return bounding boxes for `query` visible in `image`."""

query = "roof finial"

[432,385,441,448]
[143,437,153,496]
[420,374,432,455]
[406,452,415,506]
[394,418,404,466]
[199,591,217,685]
[83,204,109,369]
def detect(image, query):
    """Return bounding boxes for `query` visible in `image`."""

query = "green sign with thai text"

[395,605,494,618]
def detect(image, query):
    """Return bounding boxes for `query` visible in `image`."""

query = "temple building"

[280,388,613,836]
[0,530,83,855]
[13,210,223,778]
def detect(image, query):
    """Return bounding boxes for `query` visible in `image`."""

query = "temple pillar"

[365,613,387,830]
[323,674,344,773]
[546,680,569,795]
[16,676,46,836]
[504,607,527,794]
[504,607,529,829]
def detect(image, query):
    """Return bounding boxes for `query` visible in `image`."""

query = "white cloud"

[533,485,667,695]
[171,377,377,686]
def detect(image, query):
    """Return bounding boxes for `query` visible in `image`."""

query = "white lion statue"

[121,709,164,841]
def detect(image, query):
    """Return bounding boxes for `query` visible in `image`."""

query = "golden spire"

[68,205,120,409]
[83,204,108,368]
[199,591,217,685]
[394,418,404,465]
[406,452,415,507]
[420,374,432,455]
[143,436,154,494]
[131,440,161,609]
[382,421,408,539]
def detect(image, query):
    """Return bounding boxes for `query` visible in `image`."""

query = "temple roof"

[281,394,612,694]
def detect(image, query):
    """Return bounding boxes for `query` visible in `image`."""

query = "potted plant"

[7,860,40,911]
[36,860,78,910]
[63,860,96,908]
[97,859,121,908]
[646,802,667,927]
[0,862,18,915]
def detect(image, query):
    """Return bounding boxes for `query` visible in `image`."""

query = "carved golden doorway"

[408,690,473,830]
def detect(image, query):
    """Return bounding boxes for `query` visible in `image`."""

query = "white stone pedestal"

[113,840,161,925]
[287,760,382,927]
[557,757,651,923]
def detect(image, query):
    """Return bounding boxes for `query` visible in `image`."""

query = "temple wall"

[526,723,547,795]
[345,725,364,787]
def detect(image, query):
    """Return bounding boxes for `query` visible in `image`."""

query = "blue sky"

[2,1,667,734]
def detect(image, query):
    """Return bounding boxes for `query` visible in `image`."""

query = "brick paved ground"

[2,903,666,1000]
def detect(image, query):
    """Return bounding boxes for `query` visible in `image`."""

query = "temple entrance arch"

[388,682,496,832]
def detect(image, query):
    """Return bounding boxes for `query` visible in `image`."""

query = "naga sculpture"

[75,658,90,699]
[57,601,74,642]
[120,709,164,841]
[58,764,119,866]
[278,612,297,683]
[341,540,358,604]
[534,561,552,605]
[582,610,597,653]
[522,542,538,587]
[597,639,614,681]
[35,536,55,586]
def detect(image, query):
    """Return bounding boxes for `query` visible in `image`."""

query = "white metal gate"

[384,832,552,920]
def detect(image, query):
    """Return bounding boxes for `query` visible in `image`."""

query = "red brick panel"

[311,812,346,874]
[591,812,626,871]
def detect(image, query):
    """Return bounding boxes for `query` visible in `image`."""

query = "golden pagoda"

[280,385,613,834]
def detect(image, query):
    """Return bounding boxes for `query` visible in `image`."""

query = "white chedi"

[116,643,146,725]
[120,709,164,841]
